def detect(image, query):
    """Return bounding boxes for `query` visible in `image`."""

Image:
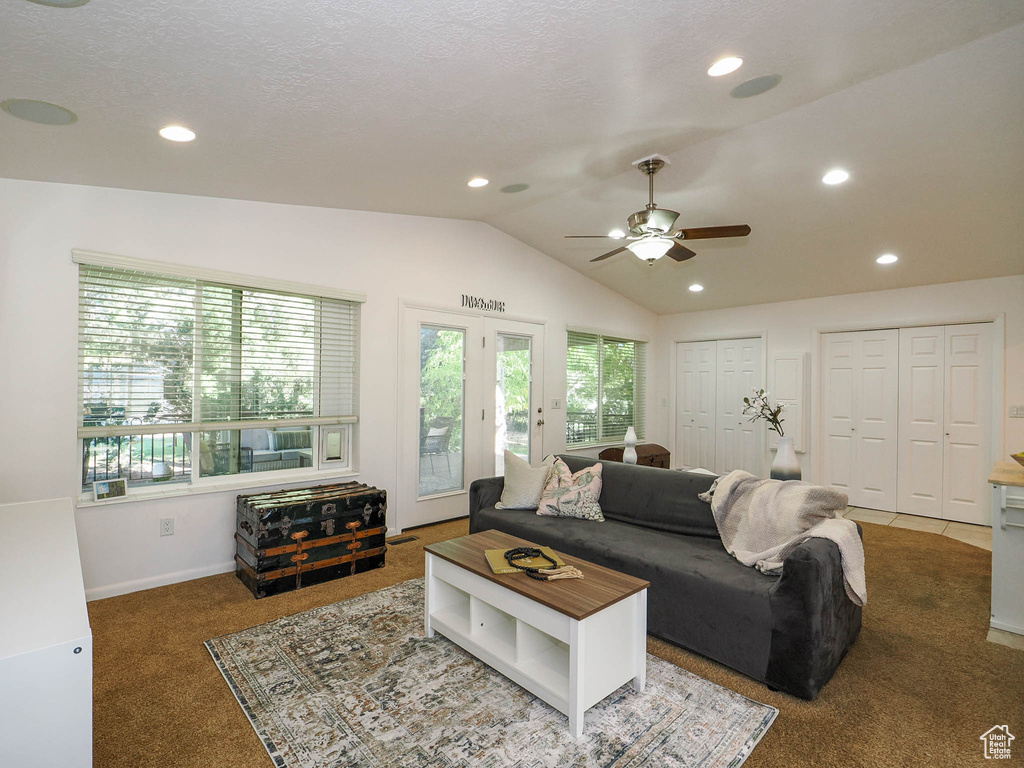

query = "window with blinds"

[78,259,361,490]
[565,330,646,447]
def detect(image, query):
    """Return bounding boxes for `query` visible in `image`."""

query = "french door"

[397,306,544,531]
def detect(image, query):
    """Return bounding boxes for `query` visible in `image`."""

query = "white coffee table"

[424,530,649,738]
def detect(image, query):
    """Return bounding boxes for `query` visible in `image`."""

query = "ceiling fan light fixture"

[708,56,743,77]
[608,229,625,239]
[626,237,674,261]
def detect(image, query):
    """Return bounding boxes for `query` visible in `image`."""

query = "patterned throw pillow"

[536,459,604,521]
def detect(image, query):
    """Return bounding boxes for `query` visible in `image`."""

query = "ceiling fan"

[566,155,750,264]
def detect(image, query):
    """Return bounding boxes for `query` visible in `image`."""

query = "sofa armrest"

[469,476,504,518]
[764,528,863,700]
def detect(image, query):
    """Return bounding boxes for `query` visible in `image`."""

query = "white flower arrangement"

[742,388,785,437]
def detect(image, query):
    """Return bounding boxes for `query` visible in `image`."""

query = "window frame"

[74,250,363,502]
[564,328,647,449]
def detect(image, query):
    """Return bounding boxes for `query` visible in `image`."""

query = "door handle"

[537,419,545,427]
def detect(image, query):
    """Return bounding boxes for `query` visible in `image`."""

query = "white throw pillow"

[495,451,554,510]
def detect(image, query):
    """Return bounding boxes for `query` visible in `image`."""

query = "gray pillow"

[495,451,554,510]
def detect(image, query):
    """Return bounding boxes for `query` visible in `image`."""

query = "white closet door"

[675,341,716,470]
[942,324,992,524]
[716,338,763,476]
[898,327,945,518]
[822,334,858,499]
[854,331,899,511]
[822,330,898,511]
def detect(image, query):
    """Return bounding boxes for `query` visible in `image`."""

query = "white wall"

[0,178,656,599]
[653,276,1024,484]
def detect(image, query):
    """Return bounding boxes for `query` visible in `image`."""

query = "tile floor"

[843,507,992,550]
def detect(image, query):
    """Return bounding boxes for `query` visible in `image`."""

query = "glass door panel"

[418,325,465,497]
[495,333,532,475]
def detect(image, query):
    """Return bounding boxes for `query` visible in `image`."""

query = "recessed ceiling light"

[707,57,743,77]
[159,125,195,142]
[822,168,850,185]
[876,253,898,265]
[689,283,704,292]
[467,177,489,188]
[1,98,77,125]
[608,229,626,239]
[24,0,90,6]
[730,74,781,99]
[500,183,529,193]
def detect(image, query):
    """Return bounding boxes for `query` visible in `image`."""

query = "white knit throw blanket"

[700,470,867,606]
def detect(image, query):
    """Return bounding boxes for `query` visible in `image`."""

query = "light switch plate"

[1011,405,1024,418]
[551,398,563,410]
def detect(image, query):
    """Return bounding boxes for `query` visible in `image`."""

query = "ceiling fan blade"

[666,242,697,262]
[590,246,628,262]
[674,224,751,240]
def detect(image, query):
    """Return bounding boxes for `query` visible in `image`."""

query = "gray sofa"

[469,455,862,700]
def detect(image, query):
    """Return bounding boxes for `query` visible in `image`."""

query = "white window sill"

[77,468,360,508]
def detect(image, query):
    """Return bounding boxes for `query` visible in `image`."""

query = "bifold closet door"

[675,341,716,470]
[715,338,763,476]
[942,324,992,524]
[897,323,992,524]
[897,327,945,517]
[822,330,898,511]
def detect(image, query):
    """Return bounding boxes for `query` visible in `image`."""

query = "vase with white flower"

[743,388,800,480]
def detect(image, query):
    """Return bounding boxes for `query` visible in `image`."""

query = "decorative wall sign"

[462,294,505,312]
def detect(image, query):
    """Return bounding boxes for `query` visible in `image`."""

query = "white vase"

[771,435,801,481]
[623,426,638,464]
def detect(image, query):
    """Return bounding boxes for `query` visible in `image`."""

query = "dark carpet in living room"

[87,519,1024,768]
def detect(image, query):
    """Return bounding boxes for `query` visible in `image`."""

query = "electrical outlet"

[551,398,563,410]
[160,518,174,536]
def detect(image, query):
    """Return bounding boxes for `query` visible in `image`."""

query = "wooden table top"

[989,461,1024,488]
[424,530,649,622]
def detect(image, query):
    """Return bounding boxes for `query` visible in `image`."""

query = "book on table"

[484,547,565,575]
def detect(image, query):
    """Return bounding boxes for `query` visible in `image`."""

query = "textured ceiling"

[3,0,1023,313]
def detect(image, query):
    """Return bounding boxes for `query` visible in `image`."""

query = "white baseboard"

[990,619,1024,636]
[85,560,235,602]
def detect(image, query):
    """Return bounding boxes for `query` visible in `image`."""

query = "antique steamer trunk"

[235,482,387,598]
[598,443,671,469]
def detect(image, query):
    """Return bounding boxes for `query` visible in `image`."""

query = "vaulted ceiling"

[4,0,1023,313]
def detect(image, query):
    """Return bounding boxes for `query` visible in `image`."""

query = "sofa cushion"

[472,505,773,680]
[559,455,718,538]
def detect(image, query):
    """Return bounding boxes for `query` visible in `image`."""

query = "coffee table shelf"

[425,532,648,738]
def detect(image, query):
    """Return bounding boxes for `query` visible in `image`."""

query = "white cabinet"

[822,330,899,511]
[0,498,92,768]
[989,463,1024,636]
[898,324,992,524]
[675,337,763,475]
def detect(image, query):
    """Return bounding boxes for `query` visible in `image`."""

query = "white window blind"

[566,330,646,447]
[78,263,360,439]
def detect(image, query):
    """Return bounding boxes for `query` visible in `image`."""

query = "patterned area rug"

[206,580,777,767]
